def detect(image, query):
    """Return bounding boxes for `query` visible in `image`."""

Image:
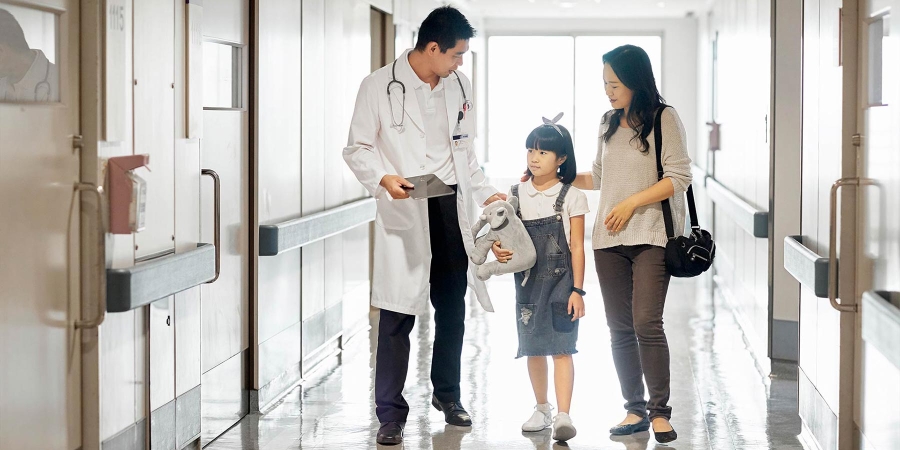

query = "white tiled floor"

[207,254,809,449]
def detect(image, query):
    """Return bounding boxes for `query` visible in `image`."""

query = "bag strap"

[653,106,701,239]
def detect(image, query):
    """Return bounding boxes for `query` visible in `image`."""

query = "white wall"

[696,0,773,361]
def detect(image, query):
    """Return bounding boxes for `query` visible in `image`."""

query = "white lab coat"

[343,49,498,316]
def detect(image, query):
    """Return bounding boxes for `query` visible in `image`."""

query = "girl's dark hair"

[414,6,476,52]
[525,123,577,184]
[601,45,666,153]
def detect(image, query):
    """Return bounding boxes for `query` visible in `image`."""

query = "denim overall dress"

[512,183,579,358]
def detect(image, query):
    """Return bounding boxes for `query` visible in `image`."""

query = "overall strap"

[553,183,571,213]
[511,184,521,217]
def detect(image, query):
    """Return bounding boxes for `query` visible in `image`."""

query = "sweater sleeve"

[660,107,693,195]
[592,121,606,190]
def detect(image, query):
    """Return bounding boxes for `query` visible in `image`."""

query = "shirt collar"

[524,180,563,197]
[400,49,443,92]
[12,50,47,89]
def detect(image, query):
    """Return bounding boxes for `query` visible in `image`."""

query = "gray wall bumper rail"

[783,235,830,298]
[705,177,769,238]
[259,197,376,256]
[107,243,216,312]
[862,290,900,370]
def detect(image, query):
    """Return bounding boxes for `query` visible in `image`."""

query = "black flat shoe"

[652,419,677,444]
[609,416,650,435]
[654,429,677,443]
[376,421,404,445]
[431,395,473,426]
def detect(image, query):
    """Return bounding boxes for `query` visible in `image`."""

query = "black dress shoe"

[609,416,650,435]
[431,395,473,426]
[376,422,404,445]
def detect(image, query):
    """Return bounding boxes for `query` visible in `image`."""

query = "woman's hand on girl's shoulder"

[568,293,585,321]
[520,168,531,183]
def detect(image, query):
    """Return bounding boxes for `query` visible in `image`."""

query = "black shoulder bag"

[653,106,715,277]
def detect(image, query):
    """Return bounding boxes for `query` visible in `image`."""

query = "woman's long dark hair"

[601,45,666,153]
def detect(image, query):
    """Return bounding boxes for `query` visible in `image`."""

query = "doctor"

[0,8,59,102]
[343,6,504,446]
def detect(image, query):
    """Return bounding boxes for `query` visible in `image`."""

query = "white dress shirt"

[403,55,457,185]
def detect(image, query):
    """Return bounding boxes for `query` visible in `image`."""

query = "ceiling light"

[559,1,576,7]
[657,2,665,7]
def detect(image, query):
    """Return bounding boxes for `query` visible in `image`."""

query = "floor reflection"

[207,254,811,449]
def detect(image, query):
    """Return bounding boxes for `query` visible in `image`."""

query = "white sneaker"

[521,403,553,432]
[552,412,577,441]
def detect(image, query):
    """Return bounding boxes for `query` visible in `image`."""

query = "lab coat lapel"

[395,50,425,134]
[445,73,461,137]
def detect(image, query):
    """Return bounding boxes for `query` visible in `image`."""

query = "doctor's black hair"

[0,9,30,53]
[525,123,577,184]
[414,6,476,53]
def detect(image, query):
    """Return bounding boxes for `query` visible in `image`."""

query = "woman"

[503,44,691,443]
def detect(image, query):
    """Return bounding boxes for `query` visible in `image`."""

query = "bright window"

[487,35,662,177]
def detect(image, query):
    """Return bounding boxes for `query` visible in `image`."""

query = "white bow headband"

[541,112,565,137]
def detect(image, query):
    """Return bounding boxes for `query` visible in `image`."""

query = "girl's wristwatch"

[572,287,586,296]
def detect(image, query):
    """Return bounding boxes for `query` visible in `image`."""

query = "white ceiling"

[463,0,709,19]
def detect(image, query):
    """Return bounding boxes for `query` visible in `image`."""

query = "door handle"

[828,177,876,312]
[201,169,221,283]
[75,183,107,329]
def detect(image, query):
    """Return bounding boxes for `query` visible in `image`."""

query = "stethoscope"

[387,58,473,134]
[34,61,51,102]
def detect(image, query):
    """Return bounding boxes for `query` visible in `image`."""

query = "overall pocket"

[540,254,568,279]
[551,302,576,333]
[516,303,536,335]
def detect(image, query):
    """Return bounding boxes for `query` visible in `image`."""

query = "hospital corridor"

[1,1,899,450]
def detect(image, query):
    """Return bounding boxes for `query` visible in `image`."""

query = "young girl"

[494,114,589,442]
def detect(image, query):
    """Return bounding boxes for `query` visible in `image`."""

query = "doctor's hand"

[380,175,414,199]
[491,241,514,263]
[483,193,507,205]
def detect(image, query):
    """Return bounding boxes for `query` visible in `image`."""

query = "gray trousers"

[594,245,672,420]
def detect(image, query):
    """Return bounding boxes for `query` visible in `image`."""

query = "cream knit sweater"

[591,107,693,250]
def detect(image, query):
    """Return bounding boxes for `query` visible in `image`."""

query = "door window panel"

[0,3,59,103]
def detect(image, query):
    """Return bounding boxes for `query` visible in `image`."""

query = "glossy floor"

[207,257,811,449]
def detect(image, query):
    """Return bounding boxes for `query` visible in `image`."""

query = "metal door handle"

[201,169,221,283]
[75,183,107,329]
[828,177,875,312]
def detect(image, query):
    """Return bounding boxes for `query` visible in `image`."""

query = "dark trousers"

[374,189,469,424]
[594,245,673,420]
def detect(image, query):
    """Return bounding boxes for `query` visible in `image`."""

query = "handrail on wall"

[691,164,707,187]
[783,235,830,298]
[705,176,769,238]
[259,197,376,256]
[861,290,900,370]
[106,243,217,312]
